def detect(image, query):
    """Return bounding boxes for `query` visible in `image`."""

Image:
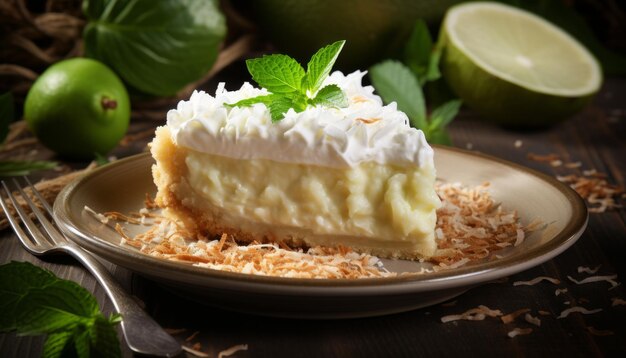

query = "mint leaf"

[427,127,452,146]
[429,99,462,131]
[234,41,348,121]
[227,94,275,108]
[43,331,75,358]
[369,60,427,129]
[0,262,121,358]
[303,40,345,94]
[89,315,122,358]
[0,261,58,330]
[74,329,91,358]
[0,92,14,143]
[246,54,305,94]
[425,47,442,83]
[268,96,296,122]
[15,280,99,334]
[228,94,302,122]
[404,20,432,83]
[0,160,58,177]
[404,20,442,85]
[311,84,348,108]
[83,0,226,96]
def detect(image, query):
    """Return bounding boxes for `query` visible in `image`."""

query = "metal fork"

[0,177,182,357]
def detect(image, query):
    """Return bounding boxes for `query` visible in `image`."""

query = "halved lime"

[439,2,602,127]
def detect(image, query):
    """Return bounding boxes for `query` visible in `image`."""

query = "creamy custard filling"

[183,150,438,240]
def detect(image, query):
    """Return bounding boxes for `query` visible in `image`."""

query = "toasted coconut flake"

[567,275,620,289]
[577,265,601,274]
[84,205,109,224]
[564,161,582,169]
[557,306,602,319]
[555,288,568,296]
[538,310,551,316]
[513,276,561,286]
[611,297,626,306]
[507,327,533,338]
[550,160,563,167]
[356,117,381,124]
[182,345,209,357]
[441,305,502,323]
[524,313,541,326]
[218,344,249,358]
[514,228,525,246]
[103,211,142,224]
[185,331,200,342]
[557,172,624,212]
[144,193,158,209]
[106,182,524,278]
[587,326,614,336]
[501,308,530,324]
[527,153,560,162]
[514,140,523,148]
[432,182,523,268]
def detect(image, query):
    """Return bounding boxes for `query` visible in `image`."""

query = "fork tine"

[0,181,49,252]
[24,176,54,216]
[12,178,69,245]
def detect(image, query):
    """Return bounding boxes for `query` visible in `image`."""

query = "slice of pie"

[150,70,440,260]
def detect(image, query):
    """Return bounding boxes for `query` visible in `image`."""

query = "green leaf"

[425,47,442,83]
[93,153,109,166]
[0,160,58,177]
[429,99,462,131]
[83,0,226,96]
[246,54,305,94]
[268,96,296,122]
[404,20,432,83]
[43,331,75,358]
[15,280,99,335]
[426,127,453,146]
[228,93,299,121]
[0,262,121,356]
[74,329,91,358]
[227,94,274,108]
[303,40,345,94]
[234,41,348,122]
[89,315,121,358]
[311,84,348,108]
[369,60,427,129]
[0,92,14,144]
[0,261,58,331]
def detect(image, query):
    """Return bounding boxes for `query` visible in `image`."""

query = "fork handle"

[64,244,182,357]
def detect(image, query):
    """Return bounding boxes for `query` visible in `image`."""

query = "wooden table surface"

[1,70,624,357]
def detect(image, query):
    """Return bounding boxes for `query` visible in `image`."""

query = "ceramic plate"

[54,148,587,318]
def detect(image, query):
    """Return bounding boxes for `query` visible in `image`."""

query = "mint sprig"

[0,160,58,177]
[369,20,461,146]
[0,261,121,358]
[403,19,442,85]
[370,60,461,145]
[228,40,348,122]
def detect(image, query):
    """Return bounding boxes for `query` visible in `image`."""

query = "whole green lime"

[237,0,461,70]
[439,2,602,127]
[24,58,130,159]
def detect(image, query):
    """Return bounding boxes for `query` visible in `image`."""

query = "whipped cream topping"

[166,70,434,168]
